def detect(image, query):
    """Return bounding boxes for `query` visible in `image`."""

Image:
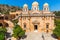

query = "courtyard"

[20,32,58,40]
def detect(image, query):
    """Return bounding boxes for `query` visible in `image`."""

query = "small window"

[44,8,46,10]
[34,7,36,10]
[33,6,37,10]
[0,17,4,20]
[0,23,3,26]
[46,25,49,28]
[47,8,48,10]
[24,24,26,32]
[46,24,49,29]
[16,14,18,16]
[5,16,8,20]
[24,24,26,28]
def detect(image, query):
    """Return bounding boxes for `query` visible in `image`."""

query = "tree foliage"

[53,19,60,37]
[12,19,18,25]
[13,24,25,39]
[54,11,60,16]
[0,27,7,40]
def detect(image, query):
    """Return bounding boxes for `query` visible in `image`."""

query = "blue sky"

[0,0,60,11]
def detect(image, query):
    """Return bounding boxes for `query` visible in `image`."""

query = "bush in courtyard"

[12,24,25,40]
[0,27,7,40]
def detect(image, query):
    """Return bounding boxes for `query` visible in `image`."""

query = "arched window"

[23,8,27,12]
[34,7,36,10]
[0,17,4,20]
[46,23,49,29]
[46,24,49,28]
[16,14,18,16]
[5,23,9,27]
[47,8,48,10]
[0,23,3,26]
[33,6,37,11]
[24,24,26,29]
[5,16,8,20]
[44,8,46,11]
[47,30,48,33]
[24,24,26,32]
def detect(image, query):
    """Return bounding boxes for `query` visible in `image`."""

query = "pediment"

[32,20,40,24]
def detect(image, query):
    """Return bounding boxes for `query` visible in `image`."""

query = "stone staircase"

[24,32,43,40]
[21,32,58,40]
[43,33,57,40]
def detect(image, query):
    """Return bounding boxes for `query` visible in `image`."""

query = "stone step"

[21,32,58,40]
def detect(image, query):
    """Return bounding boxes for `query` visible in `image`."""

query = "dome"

[23,4,28,7]
[32,1,39,5]
[44,3,49,6]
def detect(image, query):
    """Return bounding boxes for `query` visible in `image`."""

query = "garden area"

[53,19,60,40]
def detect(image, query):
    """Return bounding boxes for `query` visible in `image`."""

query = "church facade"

[17,1,55,33]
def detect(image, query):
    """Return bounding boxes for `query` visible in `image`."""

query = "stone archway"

[32,20,40,32]
[0,23,3,27]
[34,24,38,32]
[34,25,38,30]
[5,23,9,27]
[4,20,14,28]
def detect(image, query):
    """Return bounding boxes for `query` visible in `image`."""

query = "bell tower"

[32,1,39,11]
[23,4,28,12]
[43,3,49,11]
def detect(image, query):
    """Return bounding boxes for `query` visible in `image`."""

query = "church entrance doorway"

[34,25,38,32]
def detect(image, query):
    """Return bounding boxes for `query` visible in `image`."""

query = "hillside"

[0,4,22,14]
[54,11,60,16]
[0,4,60,16]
